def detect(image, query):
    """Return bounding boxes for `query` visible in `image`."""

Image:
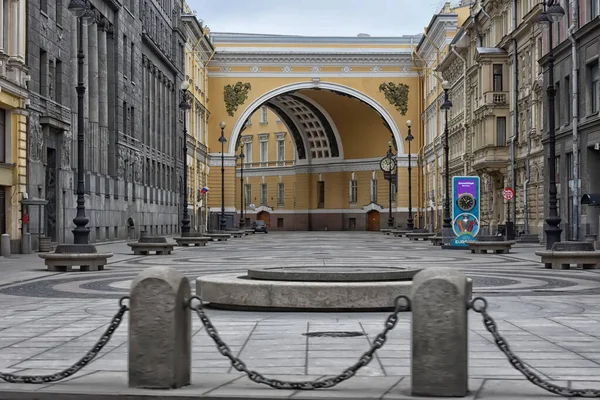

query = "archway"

[367,210,380,231]
[257,211,271,227]
[228,81,404,155]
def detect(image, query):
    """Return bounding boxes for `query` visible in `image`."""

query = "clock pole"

[380,142,396,229]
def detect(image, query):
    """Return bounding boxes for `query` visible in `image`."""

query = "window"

[260,140,268,166]
[277,218,284,228]
[493,64,503,92]
[245,184,251,206]
[123,101,128,136]
[591,0,599,19]
[0,109,5,163]
[391,183,397,202]
[56,0,63,24]
[130,42,135,81]
[123,35,128,79]
[40,0,47,14]
[555,81,561,125]
[55,59,62,102]
[130,107,135,139]
[260,107,268,123]
[567,153,573,180]
[260,184,268,205]
[349,218,356,229]
[370,179,378,203]
[555,156,561,183]
[349,180,357,203]
[245,142,252,164]
[565,76,571,121]
[589,61,599,114]
[277,183,285,206]
[277,139,285,165]
[318,181,325,208]
[39,49,48,97]
[496,117,507,146]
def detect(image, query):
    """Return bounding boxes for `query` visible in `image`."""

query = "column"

[82,22,89,163]
[98,22,109,176]
[17,0,24,60]
[9,0,17,57]
[0,0,5,54]
[88,21,99,173]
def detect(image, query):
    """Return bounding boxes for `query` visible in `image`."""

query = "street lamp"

[179,81,192,236]
[406,120,414,230]
[219,122,227,231]
[67,0,96,246]
[440,80,453,241]
[537,0,565,249]
[238,142,245,228]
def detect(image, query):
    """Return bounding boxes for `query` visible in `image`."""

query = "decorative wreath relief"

[224,82,252,117]
[379,82,409,116]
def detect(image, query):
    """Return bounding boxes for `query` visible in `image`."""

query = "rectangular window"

[130,42,135,81]
[349,218,356,229]
[123,35,128,79]
[493,64,503,92]
[555,81,561,125]
[565,76,571,121]
[370,179,378,203]
[260,107,268,123]
[245,184,251,206]
[555,156,561,183]
[123,101,128,136]
[277,139,285,165]
[277,218,284,228]
[40,0,47,13]
[245,142,253,164]
[0,109,6,163]
[39,49,48,97]
[318,181,325,208]
[56,0,63,25]
[260,141,268,166]
[496,117,507,146]
[54,59,62,102]
[567,152,573,180]
[260,184,268,205]
[277,183,285,206]
[130,107,135,139]
[590,61,599,114]
[591,0,599,18]
[349,180,357,203]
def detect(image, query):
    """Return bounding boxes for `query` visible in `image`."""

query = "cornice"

[211,53,414,66]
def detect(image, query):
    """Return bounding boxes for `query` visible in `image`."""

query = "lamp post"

[67,0,95,246]
[537,0,565,249]
[179,81,192,236]
[238,142,245,228]
[406,120,414,230]
[219,122,227,231]
[387,141,395,227]
[440,80,453,241]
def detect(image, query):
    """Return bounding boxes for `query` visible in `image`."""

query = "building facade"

[0,0,28,250]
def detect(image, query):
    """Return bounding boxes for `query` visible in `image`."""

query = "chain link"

[471,297,600,398]
[188,295,410,390]
[0,296,130,384]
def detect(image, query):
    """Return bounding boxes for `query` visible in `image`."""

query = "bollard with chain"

[188,294,410,390]
[0,297,129,384]
[471,297,600,398]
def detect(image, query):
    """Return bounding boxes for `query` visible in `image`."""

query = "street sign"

[503,187,515,201]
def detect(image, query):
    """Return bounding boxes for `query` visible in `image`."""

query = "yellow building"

[0,0,28,249]
[205,32,422,231]
[415,1,472,232]
[181,7,215,232]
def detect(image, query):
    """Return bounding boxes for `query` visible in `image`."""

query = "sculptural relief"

[61,128,72,168]
[28,112,44,162]
[118,147,126,179]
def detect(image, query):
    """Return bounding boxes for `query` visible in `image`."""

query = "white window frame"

[260,183,268,205]
[260,107,268,124]
[277,183,285,206]
[349,180,357,203]
[370,179,378,203]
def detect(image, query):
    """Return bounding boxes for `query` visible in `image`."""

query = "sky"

[186,0,449,37]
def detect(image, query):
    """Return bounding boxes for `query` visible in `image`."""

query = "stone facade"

[26,0,183,246]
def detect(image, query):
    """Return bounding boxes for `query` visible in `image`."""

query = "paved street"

[1,232,600,398]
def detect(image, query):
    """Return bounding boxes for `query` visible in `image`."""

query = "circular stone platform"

[197,265,429,311]
[247,266,420,282]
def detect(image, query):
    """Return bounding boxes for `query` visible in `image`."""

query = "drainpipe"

[568,0,580,240]
[451,44,468,175]
[510,0,518,230]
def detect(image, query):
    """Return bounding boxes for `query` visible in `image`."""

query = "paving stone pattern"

[0,232,600,398]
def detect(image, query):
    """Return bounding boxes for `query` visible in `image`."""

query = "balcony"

[30,92,72,129]
[475,91,509,112]
[472,145,509,171]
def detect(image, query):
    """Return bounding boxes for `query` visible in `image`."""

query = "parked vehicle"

[252,220,269,233]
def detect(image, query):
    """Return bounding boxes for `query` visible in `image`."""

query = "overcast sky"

[186,0,447,37]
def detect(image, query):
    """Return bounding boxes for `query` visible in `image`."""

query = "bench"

[392,230,410,237]
[536,241,600,270]
[406,232,435,241]
[39,252,113,272]
[174,237,210,247]
[127,242,174,255]
[466,239,515,254]
[204,233,231,241]
[430,235,443,246]
[227,231,245,238]
[380,229,393,235]
[244,229,255,235]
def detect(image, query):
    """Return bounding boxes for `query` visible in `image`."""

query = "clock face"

[457,193,476,211]
[379,157,395,172]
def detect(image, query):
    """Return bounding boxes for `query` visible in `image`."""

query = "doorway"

[367,210,380,231]
[257,211,271,227]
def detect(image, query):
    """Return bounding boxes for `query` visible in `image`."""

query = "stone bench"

[204,233,231,241]
[392,230,410,237]
[406,232,435,241]
[39,252,113,272]
[380,228,393,234]
[173,237,210,247]
[430,235,443,246]
[465,240,515,254]
[227,231,245,238]
[127,242,174,255]
[536,241,600,269]
[244,229,255,235]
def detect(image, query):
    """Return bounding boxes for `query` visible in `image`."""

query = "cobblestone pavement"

[1,232,600,399]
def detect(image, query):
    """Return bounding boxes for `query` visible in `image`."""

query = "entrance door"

[367,210,380,231]
[257,211,271,227]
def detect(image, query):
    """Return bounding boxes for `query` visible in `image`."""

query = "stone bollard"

[1,234,11,257]
[129,266,191,389]
[411,267,469,397]
[21,233,32,254]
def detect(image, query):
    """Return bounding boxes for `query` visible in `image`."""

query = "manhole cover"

[302,331,366,338]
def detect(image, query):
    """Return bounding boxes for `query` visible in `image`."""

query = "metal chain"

[471,297,600,398]
[188,295,410,390]
[0,296,130,384]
